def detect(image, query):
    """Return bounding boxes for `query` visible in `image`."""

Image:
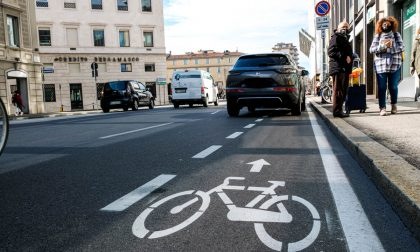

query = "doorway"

[70,83,83,110]
[7,71,29,114]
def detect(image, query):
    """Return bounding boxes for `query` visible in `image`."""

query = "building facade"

[314,0,419,97]
[35,0,167,112]
[166,50,243,95]
[272,42,300,66]
[0,0,42,115]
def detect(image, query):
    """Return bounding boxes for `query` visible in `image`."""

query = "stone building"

[272,42,300,66]
[35,0,167,112]
[166,50,243,96]
[0,0,42,115]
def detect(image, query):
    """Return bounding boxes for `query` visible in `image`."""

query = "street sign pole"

[314,1,331,93]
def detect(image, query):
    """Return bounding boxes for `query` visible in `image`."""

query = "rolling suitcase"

[345,59,366,114]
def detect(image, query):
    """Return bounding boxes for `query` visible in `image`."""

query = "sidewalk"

[309,95,420,241]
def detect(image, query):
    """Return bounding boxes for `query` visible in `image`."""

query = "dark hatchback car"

[226,53,308,116]
[100,80,154,113]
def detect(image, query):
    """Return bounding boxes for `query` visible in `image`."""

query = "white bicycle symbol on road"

[132,177,321,251]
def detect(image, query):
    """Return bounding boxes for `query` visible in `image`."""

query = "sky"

[163,0,311,69]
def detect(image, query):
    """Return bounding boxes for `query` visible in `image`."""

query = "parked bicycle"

[132,176,320,251]
[319,75,333,104]
[0,97,9,156]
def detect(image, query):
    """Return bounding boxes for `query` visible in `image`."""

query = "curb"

[309,98,420,241]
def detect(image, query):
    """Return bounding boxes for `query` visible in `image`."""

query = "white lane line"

[255,119,263,122]
[100,122,173,139]
[101,174,176,212]
[211,110,221,114]
[308,107,384,251]
[226,132,243,139]
[244,124,256,129]
[192,145,222,158]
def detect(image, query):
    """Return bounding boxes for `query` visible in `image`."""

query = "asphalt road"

[0,105,418,251]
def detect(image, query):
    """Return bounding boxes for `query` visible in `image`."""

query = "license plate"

[110,101,121,105]
[175,89,186,93]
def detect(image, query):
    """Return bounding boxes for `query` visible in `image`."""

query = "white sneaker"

[379,108,387,116]
[391,104,397,114]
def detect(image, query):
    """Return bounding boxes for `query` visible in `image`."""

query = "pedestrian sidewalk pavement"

[309,95,420,242]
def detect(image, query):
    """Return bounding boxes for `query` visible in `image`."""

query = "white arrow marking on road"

[248,159,270,172]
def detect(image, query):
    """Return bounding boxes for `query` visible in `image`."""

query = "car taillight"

[201,86,205,94]
[272,87,297,92]
[226,88,245,93]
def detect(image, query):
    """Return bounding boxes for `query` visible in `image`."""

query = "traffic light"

[91,62,98,78]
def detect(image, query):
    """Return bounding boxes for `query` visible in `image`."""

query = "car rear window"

[105,81,127,91]
[174,73,201,80]
[235,55,290,67]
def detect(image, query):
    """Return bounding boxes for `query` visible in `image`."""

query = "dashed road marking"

[255,119,263,122]
[226,132,243,139]
[244,124,256,129]
[101,174,176,212]
[192,145,222,158]
[211,110,221,114]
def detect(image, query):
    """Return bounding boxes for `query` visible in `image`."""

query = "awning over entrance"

[7,70,27,79]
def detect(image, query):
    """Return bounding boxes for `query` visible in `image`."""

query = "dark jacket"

[328,30,353,75]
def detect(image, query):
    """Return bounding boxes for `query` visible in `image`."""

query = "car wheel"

[291,95,302,116]
[102,107,110,113]
[248,106,256,113]
[149,99,155,109]
[123,106,129,111]
[203,97,209,107]
[227,100,240,117]
[173,102,179,109]
[132,100,139,111]
[189,103,193,108]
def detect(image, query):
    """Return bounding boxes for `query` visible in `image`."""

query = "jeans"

[376,68,400,109]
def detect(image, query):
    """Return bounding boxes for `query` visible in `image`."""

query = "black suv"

[226,53,308,116]
[100,80,154,113]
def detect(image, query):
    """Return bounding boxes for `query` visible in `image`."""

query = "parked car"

[171,70,219,108]
[226,53,308,116]
[100,80,154,113]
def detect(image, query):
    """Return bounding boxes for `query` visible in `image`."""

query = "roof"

[167,50,244,60]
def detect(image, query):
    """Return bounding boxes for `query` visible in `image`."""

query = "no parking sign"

[315,1,330,16]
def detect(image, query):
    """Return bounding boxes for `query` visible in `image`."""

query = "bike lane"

[87,110,352,251]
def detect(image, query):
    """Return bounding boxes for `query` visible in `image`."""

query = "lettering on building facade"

[53,56,140,62]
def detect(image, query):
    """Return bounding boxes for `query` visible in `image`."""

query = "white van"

[171,70,219,108]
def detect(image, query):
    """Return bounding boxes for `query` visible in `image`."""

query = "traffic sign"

[316,16,330,30]
[315,1,330,16]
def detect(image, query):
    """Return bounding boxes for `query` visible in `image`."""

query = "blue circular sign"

[315,1,330,16]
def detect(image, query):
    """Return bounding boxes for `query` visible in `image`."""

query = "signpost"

[314,1,330,94]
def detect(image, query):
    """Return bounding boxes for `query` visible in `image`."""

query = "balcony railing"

[91,4,103,10]
[118,5,128,11]
[64,2,76,8]
[36,1,48,7]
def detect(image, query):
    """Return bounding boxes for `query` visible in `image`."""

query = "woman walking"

[369,16,405,116]
[410,27,420,101]
[327,21,353,118]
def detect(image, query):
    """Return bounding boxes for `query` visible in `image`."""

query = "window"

[195,59,199,64]
[121,63,132,72]
[142,0,152,12]
[117,0,128,11]
[143,31,153,47]
[183,59,188,65]
[218,58,221,63]
[93,29,105,46]
[38,28,51,46]
[217,67,221,74]
[91,0,102,9]
[66,28,78,47]
[206,58,210,64]
[119,30,130,47]
[36,0,48,7]
[145,63,155,72]
[69,63,80,73]
[64,1,76,8]
[43,84,56,102]
[7,15,19,47]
